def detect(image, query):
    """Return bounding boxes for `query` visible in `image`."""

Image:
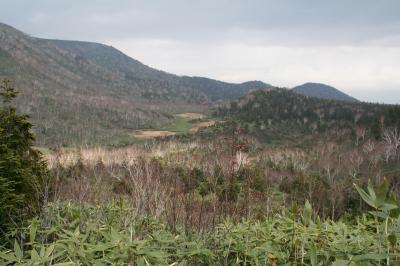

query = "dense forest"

[215,88,400,144]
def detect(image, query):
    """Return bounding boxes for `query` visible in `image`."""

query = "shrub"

[0,80,46,232]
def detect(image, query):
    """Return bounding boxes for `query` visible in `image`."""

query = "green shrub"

[1,191,399,265]
[0,80,46,232]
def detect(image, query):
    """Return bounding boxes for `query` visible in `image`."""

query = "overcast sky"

[1,0,400,103]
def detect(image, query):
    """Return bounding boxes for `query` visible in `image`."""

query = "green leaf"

[331,259,350,266]
[29,218,38,244]
[388,192,400,218]
[368,211,388,219]
[309,244,317,266]
[353,253,388,261]
[354,183,377,209]
[376,178,389,204]
[302,200,312,226]
[380,203,398,212]
[0,251,16,262]
[39,245,45,257]
[136,257,146,266]
[44,244,55,258]
[291,202,299,214]
[367,180,377,202]
[74,226,80,236]
[13,240,22,259]
[388,234,397,246]
[51,250,67,261]
[30,249,40,261]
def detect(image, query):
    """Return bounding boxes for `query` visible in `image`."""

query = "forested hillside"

[215,88,400,144]
[0,23,268,146]
[1,23,365,148]
[292,82,359,102]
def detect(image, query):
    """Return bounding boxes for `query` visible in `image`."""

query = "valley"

[0,23,359,148]
[1,20,400,265]
[129,112,218,139]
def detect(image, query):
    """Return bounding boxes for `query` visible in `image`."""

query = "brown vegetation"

[189,120,217,132]
[44,126,400,231]
[176,112,205,119]
[130,130,176,138]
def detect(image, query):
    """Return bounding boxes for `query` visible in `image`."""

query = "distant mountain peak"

[292,82,359,102]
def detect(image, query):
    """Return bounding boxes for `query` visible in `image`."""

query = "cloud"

[112,38,400,89]
[0,0,399,103]
[3,0,400,45]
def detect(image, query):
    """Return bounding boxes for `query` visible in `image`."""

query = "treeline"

[24,94,173,147]
[216,88,400,144]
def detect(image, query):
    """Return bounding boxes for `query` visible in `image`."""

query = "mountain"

[49,40,270,99]
[0,22,270,146]
[292,82,359,102]
[179,77,269,101]
[214,88,399,144]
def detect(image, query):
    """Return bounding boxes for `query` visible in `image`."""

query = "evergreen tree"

[0,80,46,231]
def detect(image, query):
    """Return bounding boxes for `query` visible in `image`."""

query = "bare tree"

[382,127,400,162]
[355,127,367,146]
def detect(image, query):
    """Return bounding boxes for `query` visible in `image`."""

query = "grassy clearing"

[162,113,218,134]
[162,115,194,133]
[122,113,219,140]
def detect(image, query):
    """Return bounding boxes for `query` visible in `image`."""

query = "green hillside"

[215,88,400,144]
[0,23,269,147]
[292,82,359,102]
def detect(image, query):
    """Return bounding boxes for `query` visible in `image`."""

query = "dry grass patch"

[190,120,217,132]
[176,113,205,119]
[44,141,203,168]
[130,130,176,138]
[44,146,146,167]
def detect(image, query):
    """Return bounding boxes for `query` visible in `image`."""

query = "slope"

[214,88,399,144]
[0,23,270,146]
[292,82,359,102]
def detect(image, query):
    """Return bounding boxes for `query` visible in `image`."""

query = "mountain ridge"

[292,82,359,102]
[0,22,367,147]
[0,22,271,146]
[214,88,398,145]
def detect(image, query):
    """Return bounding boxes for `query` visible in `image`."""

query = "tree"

[382,127,400,162]
[0,80,46,232]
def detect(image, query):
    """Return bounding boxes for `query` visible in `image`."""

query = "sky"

[1,0,400,104]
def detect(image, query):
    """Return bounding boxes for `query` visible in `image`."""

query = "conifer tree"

[0,80,46,231]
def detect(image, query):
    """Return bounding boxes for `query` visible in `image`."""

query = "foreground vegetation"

[2,79,400,265]
[2,140,399,264]
[1,181,400,265]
